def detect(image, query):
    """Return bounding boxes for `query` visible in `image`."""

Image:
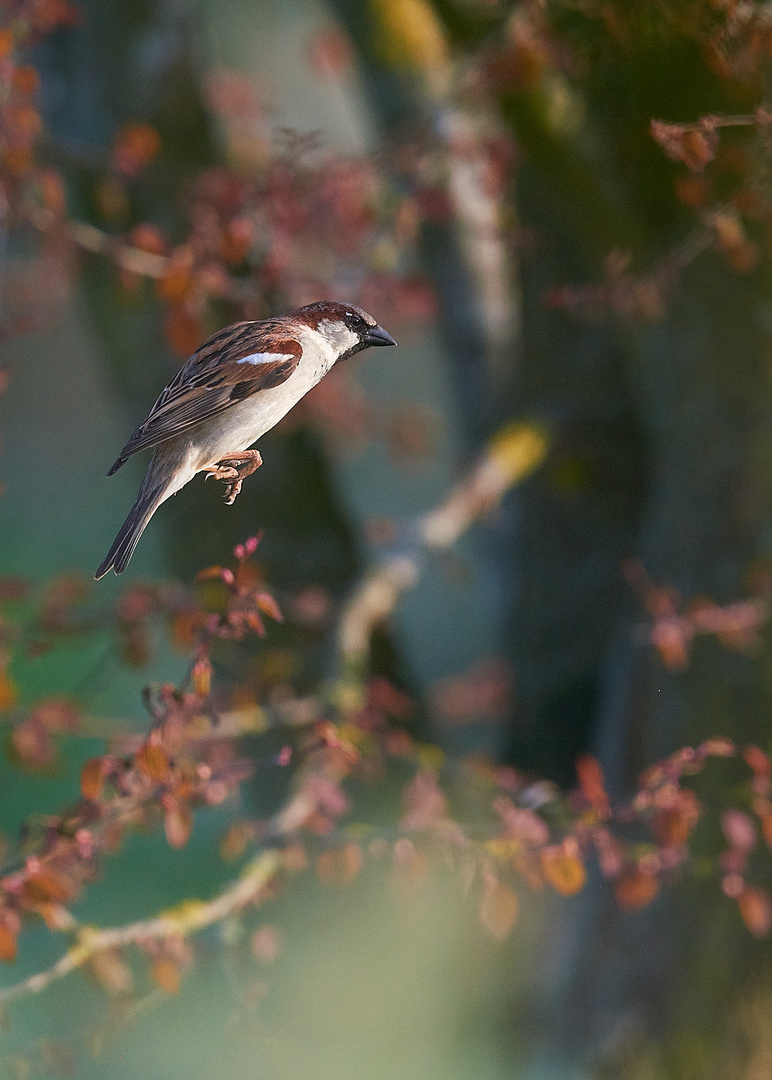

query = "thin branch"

[25,209,258,304]
[336,422,548,671]
[0,848,281,1005]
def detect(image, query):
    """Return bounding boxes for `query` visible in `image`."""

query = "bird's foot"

[205,450,262,505]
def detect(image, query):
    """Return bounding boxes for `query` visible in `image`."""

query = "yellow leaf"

[370,0,450,82]
[136,743,170,782]
[541,840,586,896]
[488,423,549,488]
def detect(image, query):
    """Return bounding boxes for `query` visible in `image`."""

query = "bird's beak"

[364,324,397,347]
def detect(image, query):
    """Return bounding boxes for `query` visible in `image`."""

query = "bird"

[95,300,396,579]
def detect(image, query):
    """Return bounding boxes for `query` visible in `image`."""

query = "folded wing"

[108,321,302,474]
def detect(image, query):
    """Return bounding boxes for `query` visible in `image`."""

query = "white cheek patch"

[236,352,295,366]
[318,320,359,355]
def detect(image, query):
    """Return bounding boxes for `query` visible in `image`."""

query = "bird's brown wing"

[108,322,302,474]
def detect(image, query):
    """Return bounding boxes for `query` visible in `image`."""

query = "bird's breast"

[189,352,329,468]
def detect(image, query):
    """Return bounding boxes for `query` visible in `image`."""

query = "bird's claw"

[204,450,262,505]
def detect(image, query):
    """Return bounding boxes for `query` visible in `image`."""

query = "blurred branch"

[0,848,281,1005]
[336,422,548,673]
[26,211,257,305]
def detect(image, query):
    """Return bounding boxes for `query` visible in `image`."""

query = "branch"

[336,421,548,671]
[25,210,257,304]
[0,848,281,1005]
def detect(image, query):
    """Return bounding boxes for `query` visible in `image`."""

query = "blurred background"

[3,0,772,1077]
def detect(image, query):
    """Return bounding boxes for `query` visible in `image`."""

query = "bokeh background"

[3,0,772,1077]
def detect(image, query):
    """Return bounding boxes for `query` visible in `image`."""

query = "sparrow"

[95,301,396,579]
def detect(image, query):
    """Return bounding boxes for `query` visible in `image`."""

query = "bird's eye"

[345,311,366,333]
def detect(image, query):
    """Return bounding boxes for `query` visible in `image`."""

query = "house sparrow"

[95,301,396,579]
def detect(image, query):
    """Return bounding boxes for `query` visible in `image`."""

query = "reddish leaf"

[744,745,771,777]
[163,305,204,358]
[30,698,79,731]
[316,843,363,887]
[721,809,757,853]
[738,887,772,937]
[80,757,105,801]
[128,223,166,256]
[480,874,518,941]
[699,737,735,758]
[615,866,659,911]
[575,754,610,816]
[0,910,19,963]
[652,790,700,847]
[112,122,161,176]
[164,798,193,849]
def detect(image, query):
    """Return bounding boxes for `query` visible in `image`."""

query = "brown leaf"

[22,868,75,906]
[479,874,518,941]
[164,798,193,849]
[80,757,105,801]
[540,839,586,896]
[136,743,170,783]
[738,887,772,937]
[152,957,181,994]
[0,671,18,711]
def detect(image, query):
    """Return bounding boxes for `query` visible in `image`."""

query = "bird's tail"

[95,481,167,580]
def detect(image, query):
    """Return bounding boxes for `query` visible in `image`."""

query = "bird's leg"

[204,450,263,505]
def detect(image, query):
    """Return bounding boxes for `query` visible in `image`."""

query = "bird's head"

[294,300,396,362]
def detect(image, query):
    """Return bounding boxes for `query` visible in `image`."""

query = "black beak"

[364,324,397,347]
